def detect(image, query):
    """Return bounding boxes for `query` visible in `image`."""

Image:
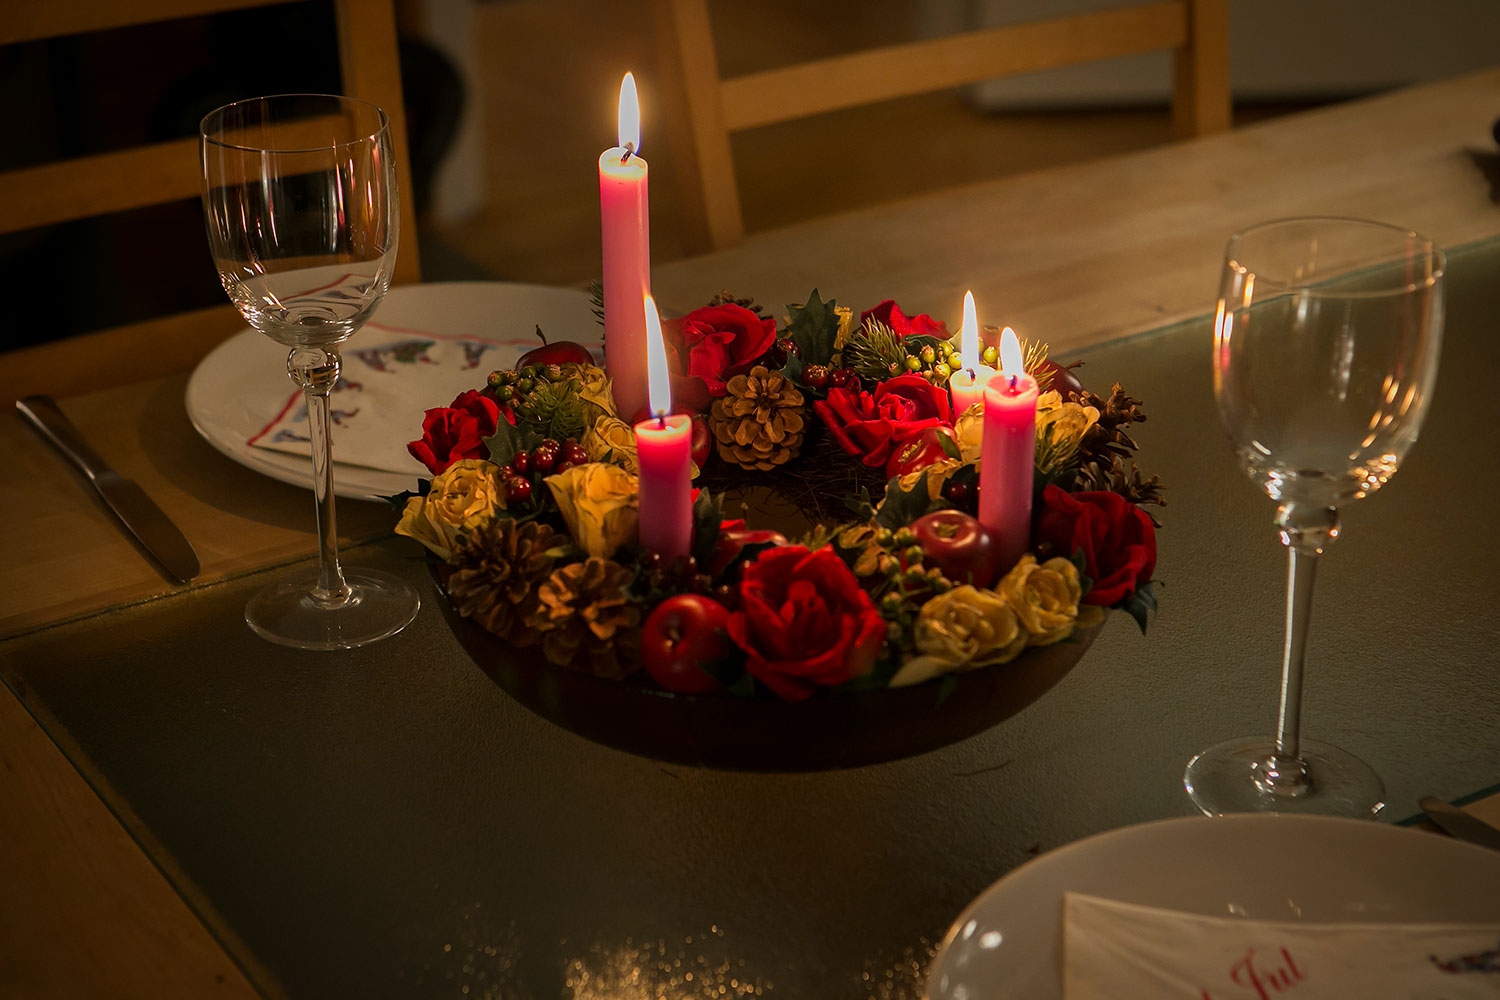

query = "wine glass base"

[1184,736,1386,819]
[245,568,420,651]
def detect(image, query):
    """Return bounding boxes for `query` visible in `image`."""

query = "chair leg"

[1171,0,1231,139]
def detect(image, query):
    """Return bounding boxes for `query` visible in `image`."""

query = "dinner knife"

[16,395,200,584]
[1419,795,1500,852]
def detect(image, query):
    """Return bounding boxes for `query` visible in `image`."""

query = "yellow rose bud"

[394,458,506,562]
[582,414,639,474]
[544,461,639,558]
[997,554,1083,646]
[890,585,1026,687]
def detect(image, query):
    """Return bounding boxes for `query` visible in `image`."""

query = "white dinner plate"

[186,281,599,500]
[927,814,1500,999]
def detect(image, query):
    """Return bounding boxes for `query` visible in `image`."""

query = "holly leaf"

[784,289,840,368]
[690,487,727,566]
[379,477,430,511]
[935,674,959,707]
[483,420,526,467]
[873,472,935,529]
[844,486,877,520]
[937,432,963,461]
[1115,579,1159,634]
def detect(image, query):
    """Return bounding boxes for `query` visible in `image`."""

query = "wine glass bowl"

[1186,217,1444,817]
[201,94,419,650]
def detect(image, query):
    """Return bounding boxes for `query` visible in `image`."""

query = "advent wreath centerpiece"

[392,291,1162,769]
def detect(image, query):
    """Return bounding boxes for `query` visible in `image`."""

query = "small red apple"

[640,594,732,693]
[911,510,1002,588]
[517,324,596,368]
[690,413,712,468]
[1033,358,1085,401]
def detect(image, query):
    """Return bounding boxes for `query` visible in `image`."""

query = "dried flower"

[996,555,1083,645]
[582,414,639,474]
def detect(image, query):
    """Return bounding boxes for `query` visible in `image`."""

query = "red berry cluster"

[500,437,590,505]
[800,365,858,391]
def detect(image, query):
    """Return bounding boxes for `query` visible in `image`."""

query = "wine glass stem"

[1264,502,1341,795]
[289,347,352,606]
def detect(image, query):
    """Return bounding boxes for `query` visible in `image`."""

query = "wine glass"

[200,94,420,650]
[1185,217,1444,817]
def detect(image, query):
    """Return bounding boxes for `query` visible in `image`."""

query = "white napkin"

[248,322,530,475]
[1064,892,1500,998]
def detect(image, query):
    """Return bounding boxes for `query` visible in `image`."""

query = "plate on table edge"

[185,281,600,501]
[432,563,1102,771]
[926,813,1500,1000]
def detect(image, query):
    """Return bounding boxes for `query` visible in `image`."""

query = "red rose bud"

[406,391,502,475]
[661,303,778,412]
[813,373,953,469]
[726,546,886,701]
[1032,485,1157,606]
[859,299,952,340]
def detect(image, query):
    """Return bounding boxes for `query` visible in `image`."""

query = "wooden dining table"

[4,67,1500,999]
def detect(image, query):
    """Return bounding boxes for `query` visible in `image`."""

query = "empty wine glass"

[1185,217,1444,817]
[201,94,419,649]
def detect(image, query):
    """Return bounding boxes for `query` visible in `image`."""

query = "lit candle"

[634,294,693,562]
[947,290,996,413]
[978,327,1039,574]
[599,72,651,422]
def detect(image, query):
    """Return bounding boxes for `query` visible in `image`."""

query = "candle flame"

[999,326,1024,375]
[644,293,670,417]
[960,290,978,372]
[618,72,641,153]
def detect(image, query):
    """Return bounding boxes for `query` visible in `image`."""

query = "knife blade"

[16,394,200,584]
[1419,795,1500,852]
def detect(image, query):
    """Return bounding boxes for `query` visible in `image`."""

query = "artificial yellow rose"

[544,461,639,558]
[582,414,639,474]
[1034,390,1099,451]
[890,458,964,505]
[394,458,506,562]
[997,554,1083,646]
[569,363,618,422]
[890,585,1027,687]
[954,405,984,462]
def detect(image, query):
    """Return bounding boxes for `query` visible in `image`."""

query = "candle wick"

[1009,374,1018,390]
[966,367,976,381]
[620,143,635,164]
[655,410,667,429]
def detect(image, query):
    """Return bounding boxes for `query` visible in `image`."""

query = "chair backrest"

[653,0,1230,252]
[0,0,420,401]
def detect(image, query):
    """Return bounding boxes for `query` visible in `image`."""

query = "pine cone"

[709,365,806,470]
[1073,455,1166,521]
[446,519,561,646]
[526,557,641,679]
[1077,382,1146,462]
[707,290,762,313]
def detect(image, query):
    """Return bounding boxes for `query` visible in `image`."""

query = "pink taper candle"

[948,290,997,413]
[600,72,650,422]
[634,294,693,562]
[978,328,1039,573]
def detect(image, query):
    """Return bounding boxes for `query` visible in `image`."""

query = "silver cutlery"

[16,394,200,584]
[1419,795,1500,852]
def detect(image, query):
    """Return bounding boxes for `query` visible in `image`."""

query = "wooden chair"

[0,0,420,403]
[653,0,1231,252]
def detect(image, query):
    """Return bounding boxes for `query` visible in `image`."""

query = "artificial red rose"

[727,546,886,701]
[860,299,951,340]
[1032,484,1157,606]
[662,303,778,412]
[407,389,501,476]
[814,373,953,469]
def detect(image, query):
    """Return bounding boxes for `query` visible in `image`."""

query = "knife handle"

[16,395,111,481]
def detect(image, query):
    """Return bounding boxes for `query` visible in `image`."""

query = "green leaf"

[1115,580,1158,634]
[873,472,935,529]
[784,289,840,368]
[935,674,959,707]
[726,671,758,698]
[690,487,727,566]
[483,420,525,467]
[937,431,963,460]
[844,486,877,520]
